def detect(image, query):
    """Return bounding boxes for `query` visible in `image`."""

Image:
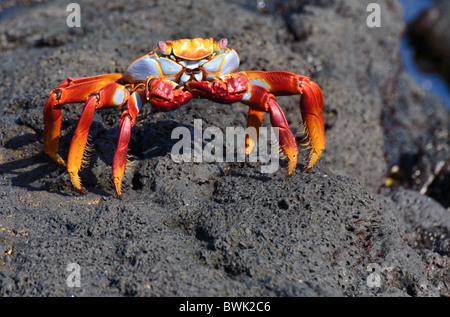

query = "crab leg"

[241,84,298,175]
[241,71,325,171]
[112,85,146,199]
[245,108,265,156]
[188,75,298,175]
[112,78,194,198]
[66,82,130,194]
[43,73,122,166]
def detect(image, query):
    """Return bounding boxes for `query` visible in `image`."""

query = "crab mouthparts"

[180,69,203,84]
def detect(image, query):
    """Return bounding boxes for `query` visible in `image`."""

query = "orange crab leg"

[43,73,122,167]
[112,85,146,199]
[299,79,324,170]
[66,82,130,194]
[241,71,325,171]
[188,74,299,175]
[113,78,193,198]
[245,108,264,155]
[241,83,298,175]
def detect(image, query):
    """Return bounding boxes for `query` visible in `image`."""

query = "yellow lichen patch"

[0,226,28,238]
[87,197,101,205]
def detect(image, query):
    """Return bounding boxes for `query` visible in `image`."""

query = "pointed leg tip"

[113,178,123,200]
[303,151,321,173]
[302,166,312,173]
[69,172,86,195]
[286,156,297,177]
[49,153,67,167]
[115,188,123,200]
[74,187,87,195]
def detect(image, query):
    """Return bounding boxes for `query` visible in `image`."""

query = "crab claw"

[299,77,325,171]
[147,77,193,111]
[188,73,248,103]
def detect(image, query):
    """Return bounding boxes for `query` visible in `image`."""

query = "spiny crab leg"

[245,108,264,156]
[188,74,299,175]
[43,73,123,167]
[298,78,324,170]
[189,71,324,173]
[241,71,325,171]
[241,83,299,175]
[66,83,130,194]
[112,84,146,199]
[112,78,194,199]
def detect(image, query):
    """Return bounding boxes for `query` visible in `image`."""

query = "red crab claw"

[187,73,248,103]
[299,77,324,171]
[147,77,193,111]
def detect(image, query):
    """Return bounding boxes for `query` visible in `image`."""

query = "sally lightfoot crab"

[44,38,325,198]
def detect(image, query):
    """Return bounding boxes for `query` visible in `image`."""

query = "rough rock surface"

[0,0,448,296]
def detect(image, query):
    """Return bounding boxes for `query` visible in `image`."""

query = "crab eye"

[158,41,167,52]
[169,55,176,60]
[219,38,228,49]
